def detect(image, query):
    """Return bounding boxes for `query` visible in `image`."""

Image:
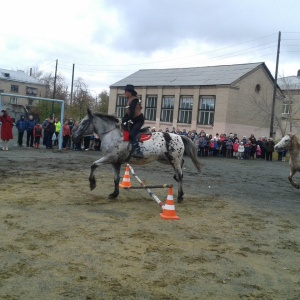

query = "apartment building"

[0,68,46,120]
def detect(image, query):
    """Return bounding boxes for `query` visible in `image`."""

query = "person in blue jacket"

[16,115,26,146]
[25,115,36,147]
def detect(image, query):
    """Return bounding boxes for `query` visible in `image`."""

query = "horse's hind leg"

[288,169,300,189]
[89,163,97,191]
[109,163,121,199]
[172,161,184,203]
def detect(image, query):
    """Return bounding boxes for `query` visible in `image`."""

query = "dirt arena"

[0,135,299,299]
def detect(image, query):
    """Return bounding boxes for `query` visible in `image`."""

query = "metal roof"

[277,76,300,90]
[110,62,264,88]
[0,68,43,85]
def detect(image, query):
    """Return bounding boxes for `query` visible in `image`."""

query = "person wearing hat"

[0,109,14,150]
[122,84,144,158]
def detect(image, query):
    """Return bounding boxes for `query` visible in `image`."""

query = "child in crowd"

[233,140,239,158]
[209,139,214,156]
[282,149,287,162]
[244,140,251,159]
[62,120,71,149]
[33,122,43,149]
[256,145,262,159]
[226,138,233,158]
[237,142,245,159]
[94,132,101,151]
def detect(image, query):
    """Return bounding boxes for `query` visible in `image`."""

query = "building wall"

[0,79,46,106]
[109,66,281,139]
[224,66,282,138]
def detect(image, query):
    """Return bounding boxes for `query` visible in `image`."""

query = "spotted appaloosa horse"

[72,109,201,202]
[275,133,300,189]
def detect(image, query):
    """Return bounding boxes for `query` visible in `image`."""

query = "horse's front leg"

[288,169,300,189]
[89,156,110,191]
[109,163,121,199]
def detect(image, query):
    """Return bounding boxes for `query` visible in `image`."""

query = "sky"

[1,0,300,95]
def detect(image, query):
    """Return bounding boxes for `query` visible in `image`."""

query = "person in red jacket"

[62,120,71,149]
[233,139,239,158]
[0,109,14,150]
[33,123,43,149]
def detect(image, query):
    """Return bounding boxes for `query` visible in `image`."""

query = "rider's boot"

[132,141,144,158]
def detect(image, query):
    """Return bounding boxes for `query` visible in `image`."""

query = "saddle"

[122,123,152,142]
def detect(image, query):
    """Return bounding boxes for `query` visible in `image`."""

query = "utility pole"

[52,59,58,118]
[70,63,75,105]
[269,31,281,138]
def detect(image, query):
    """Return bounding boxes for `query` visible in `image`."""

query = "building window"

[10,97,18,104]
[26,87,37,96]
[116,95,127,118]
[198,96,215,125]
[145,96,157,121]
[161,96,174,122]
[255,84,261,93]
[178,96,193,124]
[283,104,290,115]
[11,85,19,92]
[0,89,4,93]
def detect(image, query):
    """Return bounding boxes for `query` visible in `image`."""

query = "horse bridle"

[80,117,118,136]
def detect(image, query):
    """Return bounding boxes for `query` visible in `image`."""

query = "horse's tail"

[181,135,202,172]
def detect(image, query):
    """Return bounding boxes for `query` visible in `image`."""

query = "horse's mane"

[93,112,119,124]
[289,133,300,148]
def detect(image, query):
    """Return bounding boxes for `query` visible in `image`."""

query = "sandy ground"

[0,133,299,299]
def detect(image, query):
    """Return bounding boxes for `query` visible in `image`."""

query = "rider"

[122,84,144,158]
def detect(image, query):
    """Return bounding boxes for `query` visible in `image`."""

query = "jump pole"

[128,184,172,189]
[127,164,167,209]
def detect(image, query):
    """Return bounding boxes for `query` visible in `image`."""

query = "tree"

[96,90,109,113]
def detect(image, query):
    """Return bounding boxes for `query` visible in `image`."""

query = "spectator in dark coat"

[44,119,55,149]
[25,115,36,147]
[16,115,26,146]
[265,138,275,161]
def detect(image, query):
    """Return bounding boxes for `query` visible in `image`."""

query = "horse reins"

[81,117,118,136]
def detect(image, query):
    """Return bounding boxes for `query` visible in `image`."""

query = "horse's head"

[72,108,95,142]
[275,133,295,151]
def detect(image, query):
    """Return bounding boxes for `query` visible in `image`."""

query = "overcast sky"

[1,0,300,94]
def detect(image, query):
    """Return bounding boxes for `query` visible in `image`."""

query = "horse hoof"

[108,192,119,199]
[90,183,96,191]
[177,197,183,203]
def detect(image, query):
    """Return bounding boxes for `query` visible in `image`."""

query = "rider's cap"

[124,84,137,94]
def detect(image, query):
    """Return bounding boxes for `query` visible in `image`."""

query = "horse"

[72,109,201,202]
[274,133,300,189]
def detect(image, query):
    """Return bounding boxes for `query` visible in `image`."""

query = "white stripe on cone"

[164,204,175,210]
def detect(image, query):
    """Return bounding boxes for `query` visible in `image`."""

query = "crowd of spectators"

[12,115,101,152]
[7,113,286,161]
[151,127,285,162]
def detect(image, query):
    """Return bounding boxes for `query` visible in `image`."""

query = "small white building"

[277,70,300,135]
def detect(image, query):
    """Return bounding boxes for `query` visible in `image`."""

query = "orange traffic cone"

[160,187,180,220]
[119,165,132,188]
